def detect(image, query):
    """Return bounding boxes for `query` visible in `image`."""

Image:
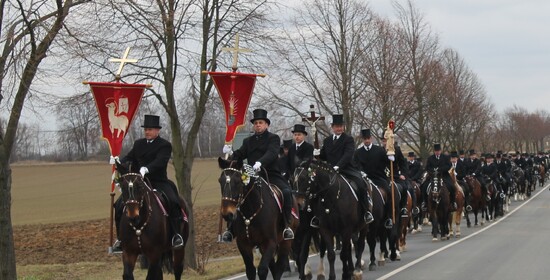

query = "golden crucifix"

[109,47,138,78]
[221,33,251,71]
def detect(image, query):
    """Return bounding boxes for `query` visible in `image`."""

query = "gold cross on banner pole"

[109,47,138,78]
[221,33,251,71]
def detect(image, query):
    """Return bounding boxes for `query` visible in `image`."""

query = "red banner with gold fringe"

[205,71,260,143]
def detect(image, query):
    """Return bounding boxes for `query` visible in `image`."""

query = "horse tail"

[162,250,174,273]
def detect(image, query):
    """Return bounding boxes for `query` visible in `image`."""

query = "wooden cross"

[109,47,138,78]
[221,33,251,71]
[302,104,325,149]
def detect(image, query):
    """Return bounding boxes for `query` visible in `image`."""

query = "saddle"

[267,183,299,220]
[151,187,188,222]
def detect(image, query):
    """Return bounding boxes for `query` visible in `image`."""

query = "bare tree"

[0,0,89,278]
[355,16,412,139]
[264,0,374,135]
[392,0,442,160]
[55,92,100,160]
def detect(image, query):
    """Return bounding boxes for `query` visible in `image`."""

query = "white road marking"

[377,185,548,280]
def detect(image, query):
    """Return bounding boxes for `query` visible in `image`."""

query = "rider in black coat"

[112,115,184,252]
[286,124,314,179]
[315,115,374,227]
[354,129,393,228]
[222,109,295,242]
[423,143,456,211]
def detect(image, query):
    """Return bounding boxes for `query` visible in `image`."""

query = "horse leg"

[274,240,292,280]
[258,242,278,280]
[339,235,353,280]
[431,212,439,241]
[122,253,138,280]
[144,254,163,280]
[173,250,185,280]
[367,229,378,271]
[238,245,257,280]
[353,228,367,278]
[321,232,337,280]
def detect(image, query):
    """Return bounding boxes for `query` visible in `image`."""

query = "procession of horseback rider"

[312,114,374,227]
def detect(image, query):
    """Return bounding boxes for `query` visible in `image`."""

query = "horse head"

[218,157,248,221]
[115,161,151,221]
[292,159,315,210]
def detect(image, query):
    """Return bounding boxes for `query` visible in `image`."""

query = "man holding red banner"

[221,109,295,242]
[112,115,185,252]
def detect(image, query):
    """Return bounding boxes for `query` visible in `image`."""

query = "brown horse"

[218,158,297,280]
[448,168,465,237]
[464,175,486,227]
[398,190,413,252]
[115,164,189,280]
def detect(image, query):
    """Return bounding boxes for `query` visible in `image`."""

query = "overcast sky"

[368,0,550,112]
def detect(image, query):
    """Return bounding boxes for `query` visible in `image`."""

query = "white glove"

[109,156,120,165]
[361,171,367,178]
[223,144,233,155]
[313,149,320,156]
[388,155,395,161]
[253,161,262,171]
[139,167,149,177]
[333,166,339,172]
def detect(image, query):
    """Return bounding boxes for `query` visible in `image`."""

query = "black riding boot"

[400,186,408,217]
[361,192,374,224]
[112,197,123,254]
[170,216,185,249]
[384,199,394,229]
[282,191,295,240]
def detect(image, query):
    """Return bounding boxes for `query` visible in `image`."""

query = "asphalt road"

[223,183,550,280]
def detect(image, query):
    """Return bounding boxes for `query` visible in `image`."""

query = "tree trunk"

[0,158,16,280]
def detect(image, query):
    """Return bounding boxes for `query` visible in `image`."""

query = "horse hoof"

[378,260,385,266]
[432,237,438,242]
[411,229,418,234]
[369,263,377,271]
[456,232,461,237]
[353,270,363,280]
[317,274,325,280]
[360,259,366,270]
[305,274,313,280]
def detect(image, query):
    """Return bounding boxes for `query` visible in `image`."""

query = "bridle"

[221,166,266,239]
[119,173,154,250]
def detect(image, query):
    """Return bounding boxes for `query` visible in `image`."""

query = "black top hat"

[469,149,476,155]
[497,150,503,154]
[142,114,162,129]
[331,114,344,125]
[360,128,371,138]
[486,153,494,159]
[250,109,271,125]
[408,151,416,157]
[282,139,293,149]
[496,153,502,158]
[433,143,441,151]
[291,124,308,135]
[459,150,465,155]
[450,151,458,157]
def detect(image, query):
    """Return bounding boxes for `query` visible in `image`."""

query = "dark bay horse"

[115,164,189,280]
[292,163,327,280]
[464,175,485,227]
[296,160,367,280]
[218,158,297,280]
[426,169,450,241]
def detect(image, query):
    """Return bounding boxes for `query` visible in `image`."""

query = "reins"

[119,173,154,251]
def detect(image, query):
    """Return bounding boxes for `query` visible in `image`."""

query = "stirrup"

[172,234,185,249]
[220,231,233,243]
[400,208,408,217]
[412,207,420,216]
[283,227,294,240]
[365,212,374,224]
[384,218,393,229]
[310,217,320,228]
[466,205,472,212]
[111,239,122,254]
